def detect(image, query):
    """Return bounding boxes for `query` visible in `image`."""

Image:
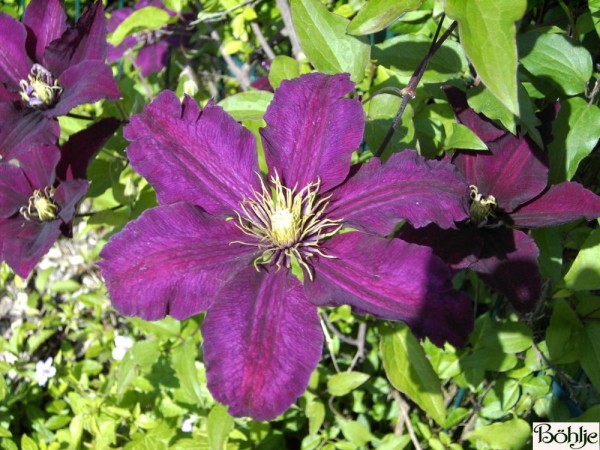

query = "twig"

[209,29,251,90]
[275,0,301,57]
[322,312,358,345]
[392,391,423,450]
[347,323,366,372]
[250,21,276,60]
[320,313,341,373]
[126,54,155,101]
[374,16,457,157]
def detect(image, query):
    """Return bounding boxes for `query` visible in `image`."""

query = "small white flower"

[34,357,56,386]
[181,416,195,433]
[112,335,134,361]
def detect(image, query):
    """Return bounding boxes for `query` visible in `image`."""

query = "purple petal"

[56,118,121,181]
[471,229,541,312]
[305,232,473,346]
[50,61,120,117]
[0,84,19,102]
[510,182,600,228]
[0,217,62,278]
[328,151,469,234]
[203,267,322,420]
[0,13,31,87]
[0,104,60,160]
[137,41,170,76]
[43,1,109,75]
[124,91,260,215]
[398,224,484,270]
[18,145,60,190]
[261,73,364,191]
[444,86,505,142]
[54,179,89,223]
[471,133,549,212]
[99,203,256,321]
[0,163,30,218]
[23,0,67,63]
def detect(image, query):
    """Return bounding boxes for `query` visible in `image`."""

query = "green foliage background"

[0,0,599,448]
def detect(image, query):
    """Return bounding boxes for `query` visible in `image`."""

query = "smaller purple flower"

[108,0,188,77]
[0,0,120,157]
[0,119,121,278]
[400,87,600,311]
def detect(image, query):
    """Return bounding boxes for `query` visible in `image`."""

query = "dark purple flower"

[0,0,120,157]
[0,118,121,277]
[99,73,472,420]
[108,0,186,76]
[400,87,600,311]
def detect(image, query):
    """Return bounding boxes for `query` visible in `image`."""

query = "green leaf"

[580,321,600,391]
[532,227,563,283]
[268,55,300,89]
[171,341,204,405]
[481,379,521,419]
[564,228,600,291]
[467,418,530,450]
[327,371,370,396]
[373,35,468,83]
[336,417,374,447]
[548,97,600,182]
[380,323,446,426]
[20,435,38,450]
[207,404,234,450]
[347,0,422,35]
[518,32,593,96]
[109,7,172,46]
[443,123,487,151]
[291,0,370,82]
[590,0,600,37]
[445,0,526,115]
[306,400,325,436]
[546,299,583,364]
[219,91,273,121]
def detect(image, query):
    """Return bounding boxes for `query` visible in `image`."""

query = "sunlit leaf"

[347,0,422,35]
[291,0,370,82]
[445,0,526,115]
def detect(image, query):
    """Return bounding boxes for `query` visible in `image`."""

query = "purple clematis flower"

[108,0,187,77]
[400,87,600,311]
[0,118,120,278]
[0,0,120,157]
[99,73,473,420]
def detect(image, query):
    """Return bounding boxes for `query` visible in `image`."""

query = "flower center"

[20,187,59,222]
[19,64,63,110]
[232,174,342,279]
[469,185,497,227]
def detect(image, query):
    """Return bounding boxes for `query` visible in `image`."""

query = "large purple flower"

[99,73,472,420]
[0,0,120,157]
[0,119,120,278]
[108,0,187,77]
[400,87,600,311]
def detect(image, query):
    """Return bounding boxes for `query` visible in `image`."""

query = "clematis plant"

[108,0,188,77]
[0,119,120,278]
[100,73,473,420]
[400,87,600,311]
[0,0,120,158]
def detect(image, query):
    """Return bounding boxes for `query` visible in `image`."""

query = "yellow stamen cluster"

[19,64,63,109]
[469,185,497,226]
[20,187,59,222]
[233,174,342,279]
